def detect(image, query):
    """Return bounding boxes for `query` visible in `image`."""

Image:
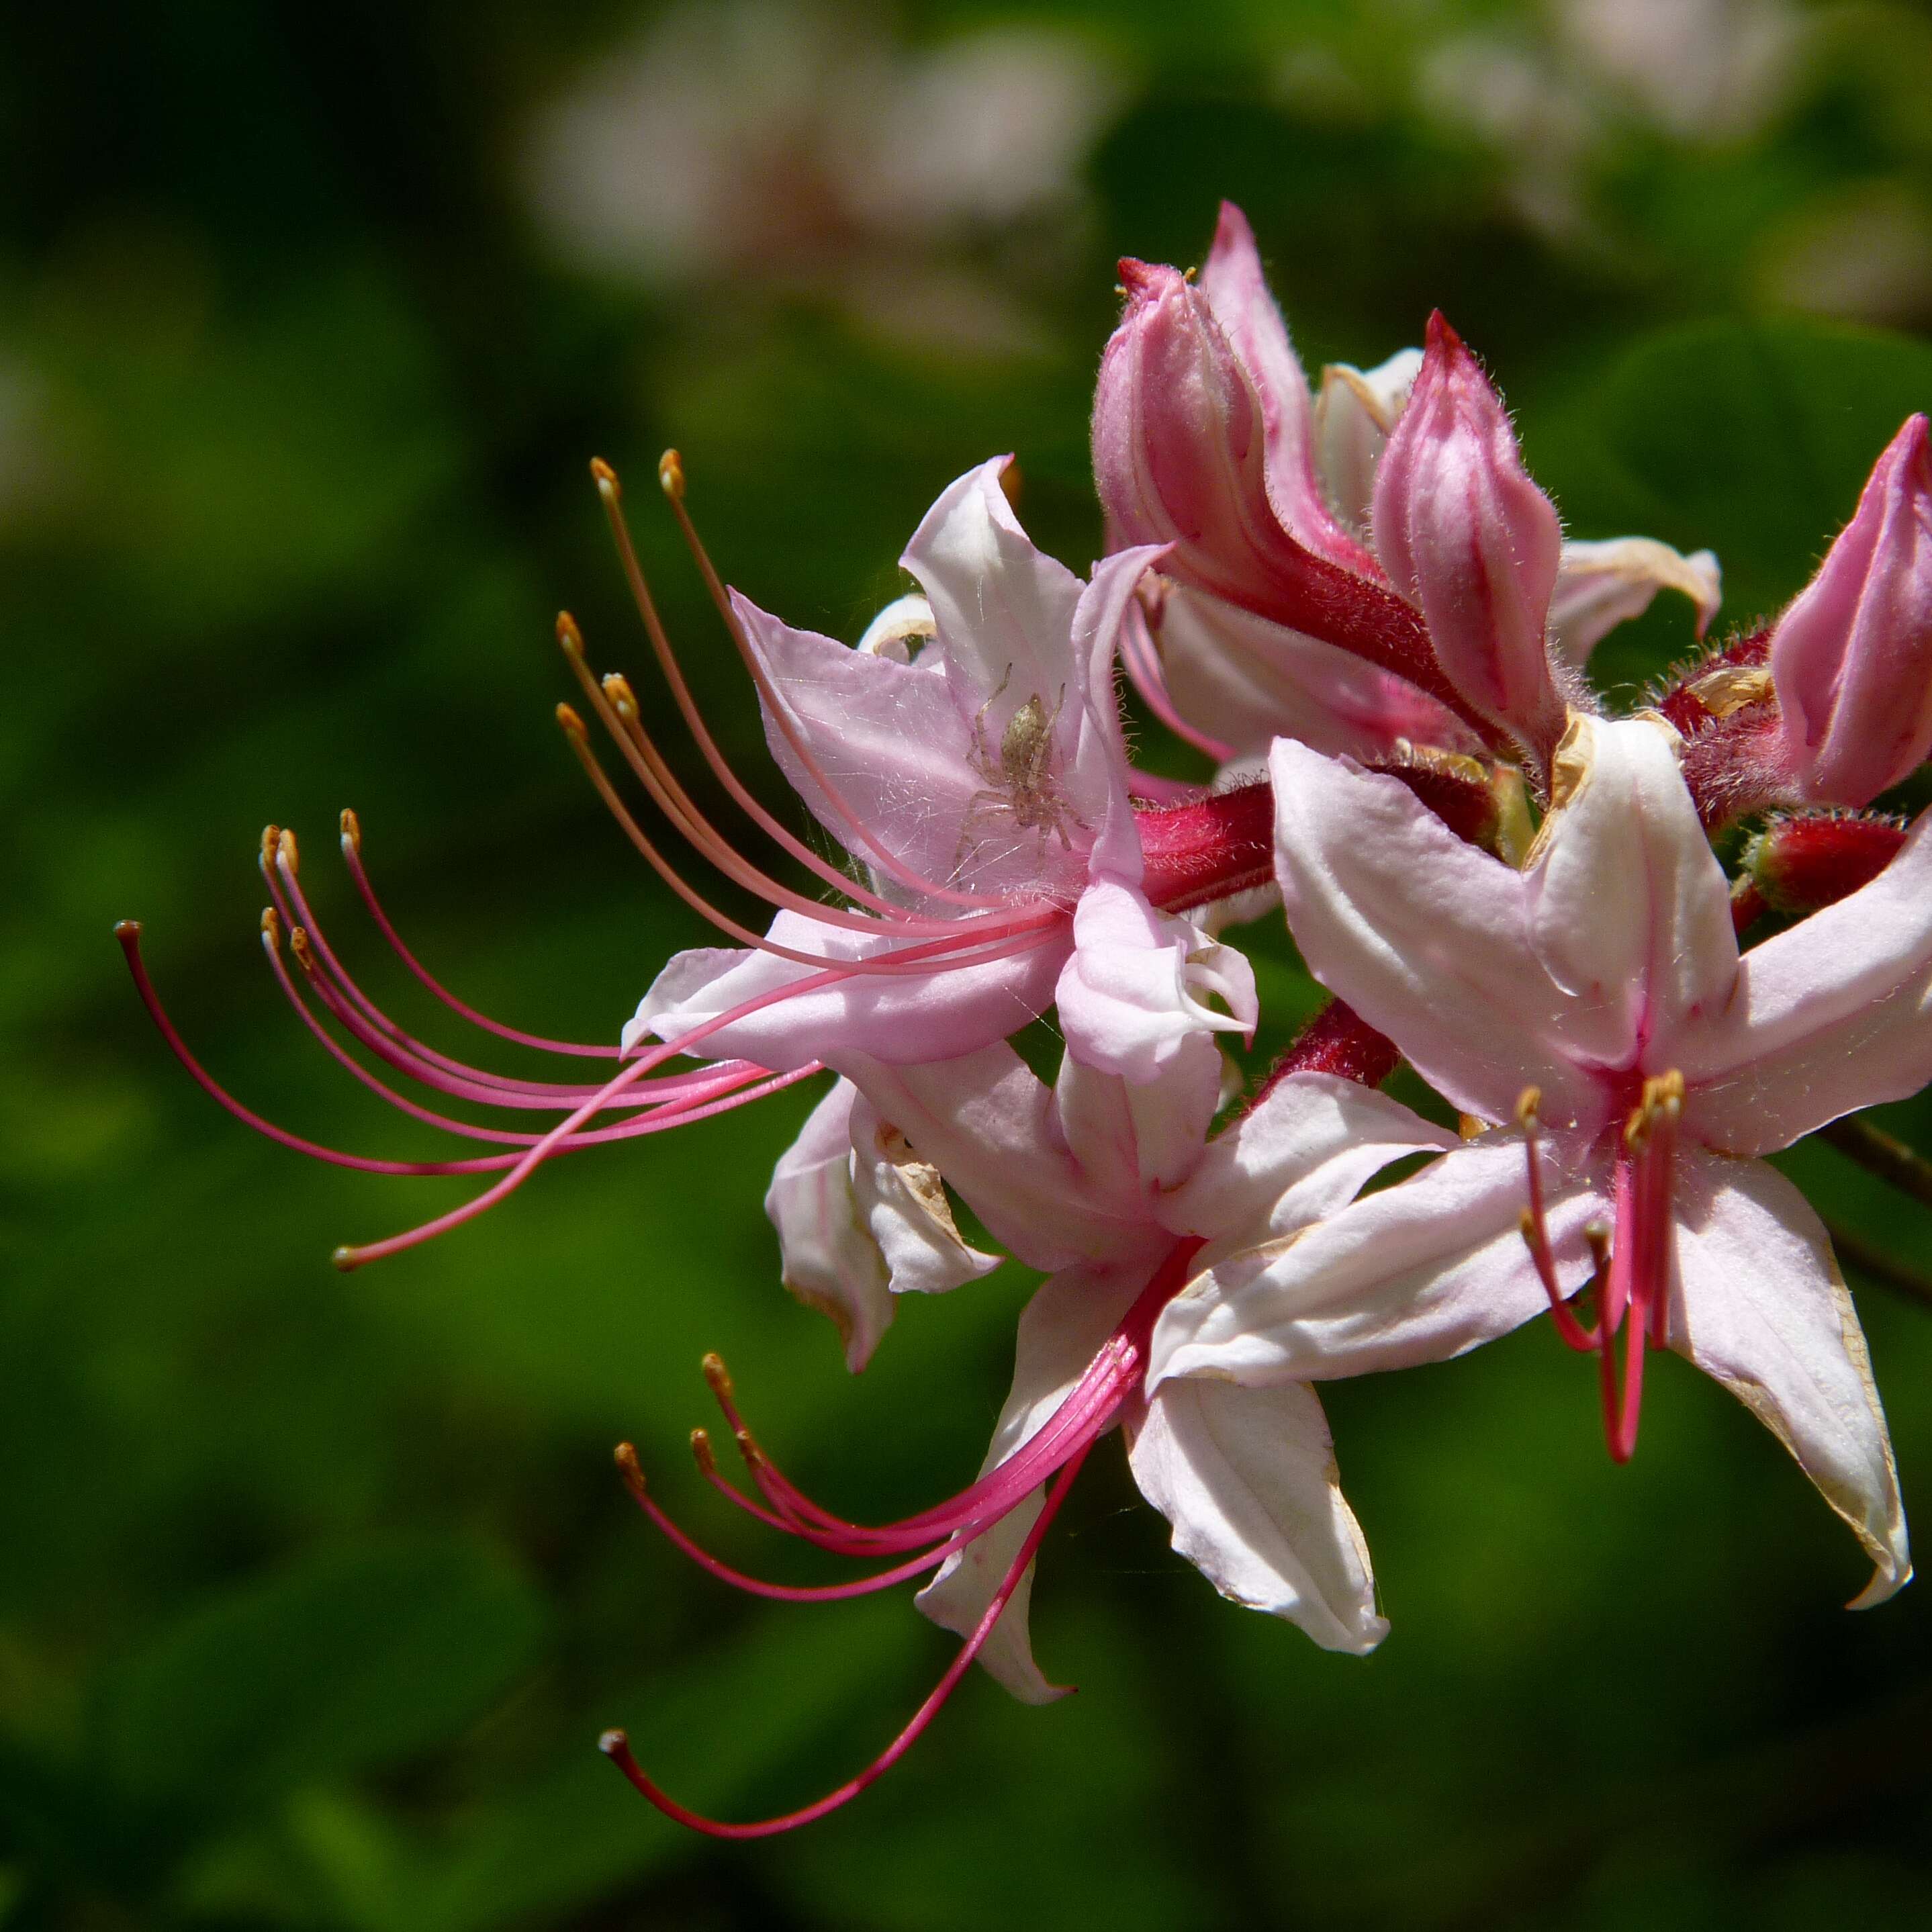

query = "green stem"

[1816,1115,1932,1213]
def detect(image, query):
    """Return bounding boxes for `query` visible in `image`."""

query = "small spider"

[954,667,1090,874]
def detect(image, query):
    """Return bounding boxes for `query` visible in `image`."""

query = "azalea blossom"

[121,451,1279,1270]
[1094,202,1720,768]
[1152,714,1927,1604]
[628,455,1267,1085]
[600,999,1448,1833]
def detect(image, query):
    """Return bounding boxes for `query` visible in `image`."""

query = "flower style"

[1094,201,1720,767]
[600,1000,1451,1833]
[1153,714,1931,1606]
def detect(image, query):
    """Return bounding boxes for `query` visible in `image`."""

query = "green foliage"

[7,2,1932,1927]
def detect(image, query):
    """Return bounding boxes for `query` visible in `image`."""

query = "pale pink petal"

[763,1080,894,1373]
[626,910,1064,1072]
[1053,878,1256,1084]
[846,1087,1001,1298]
[1159,1070,1455,1253]
[1195,201,1367,568]
[1371,314,1565,757]
[1670,1150,1909,1608]
[1150,1139,1608,1391]
[1314,349,1423,536]
[1154,584,1473,761]
[1127,1377,1385,1653]
[1068,543,1166,881]
[1526,715,1739,1068]
[1771,414,1932,806]
[1267,737,1601,1131]
[731,590,993,893]
[1677,810,1932,1156]
[1549,537,1722,668]
[917,1258,1152,1701]
[1052,1032,1225,1203]
[838,1044,1136,1273]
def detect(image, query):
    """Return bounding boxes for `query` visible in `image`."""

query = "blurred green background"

[9,1,1932,1925]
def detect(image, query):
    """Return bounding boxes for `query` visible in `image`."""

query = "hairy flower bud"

[1743,811,1908,919]
[1371,314,1567,763]
[1769,414,1932,806]
[1093,255,1466,725]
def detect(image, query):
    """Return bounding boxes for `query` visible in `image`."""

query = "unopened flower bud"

[1742,811,1908,919]
[1371,314,1567,763]
[1770,414,1932,805]
[1094,261,1466,725]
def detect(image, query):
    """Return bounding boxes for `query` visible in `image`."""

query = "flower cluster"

[124,203,1932,1837]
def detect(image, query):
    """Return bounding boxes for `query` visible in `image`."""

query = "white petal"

[1052,1031,1225,1202]
[1054,878,1256,1085]
[847,1089,1001,1299]
[840,1045,1138,1273]
[627,910,1064,1072]
[762,1081,894,1373]
[1151,1139,1608,1390]
[1267,736,1601,1130]
[1670,1151,1909,1608]
[1157,586,1469,762]
[1526,715,1739,1067]
[916,1258,1152,1702]
[1128,1378,1385,1653]
[1159,1070,1455,1253]
[1549,537,1722,667]
[732,591,986,896]
[1313,349,1424,535]
[1678,811,1932,1156]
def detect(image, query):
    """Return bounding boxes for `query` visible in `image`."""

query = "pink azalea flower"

[123,453,1280,1270]
[601,1003,1449,1835]
[1153,714,1928,1606]
[1095,202,1720,766]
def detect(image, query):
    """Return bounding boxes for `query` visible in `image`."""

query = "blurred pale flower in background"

[522,1,1122,354]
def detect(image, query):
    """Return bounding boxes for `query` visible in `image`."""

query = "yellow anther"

[555,610,586,656]
[288,927,316,974]
[589,455,620,498]
[260,906,282,946]
[657,450,686,501]
[689,1428,717,1475]
[338,807,361,852]
[733,1426,764,1469]
[279,827,301,874]
[613,1441,648,1498]
[260,824,281,866]
[1624,1069,1684,1149]
[601,672,640,719]
[700,1350,733,1400]
[1515,1086,1543,1130]
[555,702,588,742]
[329,1245,355,1273]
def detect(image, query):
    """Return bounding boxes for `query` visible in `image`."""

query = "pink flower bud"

[1370,313,1566,760]
[1769,414,1932,805]
[1743,811,1908,917]
[1093,258,1468,727]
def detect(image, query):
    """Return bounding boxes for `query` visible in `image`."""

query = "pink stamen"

[555,623,991,943]
[649,453,1007,912]
[336,808,617,1058]
[557,700,1064,976]
[1514,1089,1599,1354]
[597,1442,1091,1838]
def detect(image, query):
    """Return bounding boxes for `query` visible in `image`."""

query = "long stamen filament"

[597,1442,1091,1839]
